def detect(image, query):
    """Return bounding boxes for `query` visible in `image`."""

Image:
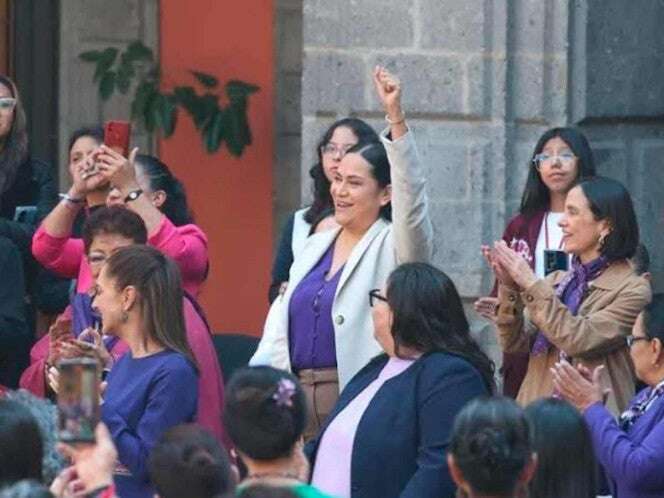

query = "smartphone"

[104,120,131,157]
[543,249,569,276]
[57,358,100,443]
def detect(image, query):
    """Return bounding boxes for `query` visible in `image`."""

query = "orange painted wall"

[159,0,274,334]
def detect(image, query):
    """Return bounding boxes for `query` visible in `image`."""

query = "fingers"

[48,366,60,393]
[592,365,605,384]
[128,146,139,165]
[57,442,77,461]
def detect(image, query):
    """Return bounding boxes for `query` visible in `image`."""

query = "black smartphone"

[543,249,568,276]
[57,358,100,443]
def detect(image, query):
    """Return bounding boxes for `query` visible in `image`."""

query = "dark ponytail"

[149,424,234,498]
[135,154,194,226]
[449,397,532,496]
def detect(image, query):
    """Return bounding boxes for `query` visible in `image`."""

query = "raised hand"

[551,360,606,412]
[57,423,117,495]
[492,240,538,290]
[473,296,499,322]
[69,149,108,198]
[96,145,140,192]
[373,65,403,119]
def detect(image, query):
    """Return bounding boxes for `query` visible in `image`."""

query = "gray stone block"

[302,51,366,114]
[304,0,414,48]
[276,7,304,73]
[422,142,469,201]
[275,73,302,135]
[69,0,142,41]
[467,55,492,118]
[509,55,544,120]
[368,54,464,114]
[419,0,487,51]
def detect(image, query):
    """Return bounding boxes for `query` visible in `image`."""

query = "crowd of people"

[0,62,662,498]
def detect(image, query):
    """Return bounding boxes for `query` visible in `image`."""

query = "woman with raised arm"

[269,118,379,303]
[251,66,433,438]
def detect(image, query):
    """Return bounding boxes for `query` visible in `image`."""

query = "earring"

[121,310,129,323]
[598,233,607,249]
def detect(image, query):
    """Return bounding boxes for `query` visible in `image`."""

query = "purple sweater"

[102,350,198,498]
[584,393,664,498]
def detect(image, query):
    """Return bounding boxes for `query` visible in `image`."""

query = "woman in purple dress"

[554,293,664,498]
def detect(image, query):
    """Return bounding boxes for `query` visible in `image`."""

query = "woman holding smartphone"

[474,127,596,397]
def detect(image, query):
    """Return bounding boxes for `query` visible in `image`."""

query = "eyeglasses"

[533,151,577,168]
[626,335,651,347]
[321,143,354,157]
[369,289,388,307]
[0,97,16,112]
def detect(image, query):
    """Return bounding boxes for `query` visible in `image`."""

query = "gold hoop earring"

[598,233,607,249]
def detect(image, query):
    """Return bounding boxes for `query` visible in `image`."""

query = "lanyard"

[544,212,564,250]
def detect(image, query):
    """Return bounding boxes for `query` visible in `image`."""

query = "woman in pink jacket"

[26,149,227,446]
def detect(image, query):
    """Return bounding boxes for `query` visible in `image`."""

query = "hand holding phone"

[104,120,131,157]
[57,358,100,443]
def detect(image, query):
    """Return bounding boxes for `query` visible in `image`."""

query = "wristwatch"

[123,189,143,203]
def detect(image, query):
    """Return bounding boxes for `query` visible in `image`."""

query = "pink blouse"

[311,357,415,497]
[31,216,208,296]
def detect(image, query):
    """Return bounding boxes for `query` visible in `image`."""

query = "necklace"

[246,472,302,482]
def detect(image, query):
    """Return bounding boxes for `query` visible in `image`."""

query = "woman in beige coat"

[251,66,432,438]
[488,176,650,414]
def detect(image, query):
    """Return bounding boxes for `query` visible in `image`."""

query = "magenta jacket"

[32,216,209,297]
[28,216,229,447]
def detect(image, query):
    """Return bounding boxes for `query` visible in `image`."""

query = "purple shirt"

[288,245,342,370]
[584,389,664,498]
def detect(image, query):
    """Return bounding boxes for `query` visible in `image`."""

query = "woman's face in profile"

[558,185,608,259]
[371,287,395,356]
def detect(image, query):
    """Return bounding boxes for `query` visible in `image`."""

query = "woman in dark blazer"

[308,262,494,498]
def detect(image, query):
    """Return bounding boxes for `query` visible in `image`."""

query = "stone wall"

[58,0,158,188]
[297,0,664,366]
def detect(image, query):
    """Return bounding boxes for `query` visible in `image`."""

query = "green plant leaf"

[94,48,119,82]
[79,50,101,62]
[125,41,154,63]
[99,71,116,101]
[222,107,247,157]
[131,81,157,120]
[204,110,224,153]
[191,71,218,89]
[225,80,260,101]
[155,95,177,137]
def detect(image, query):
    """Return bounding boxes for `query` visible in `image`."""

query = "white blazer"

[250,129,433,389]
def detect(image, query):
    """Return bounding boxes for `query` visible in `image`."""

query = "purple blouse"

[288,245,342,370]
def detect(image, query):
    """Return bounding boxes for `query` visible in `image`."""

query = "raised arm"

[96,146,163,235]
[373,66,433,263]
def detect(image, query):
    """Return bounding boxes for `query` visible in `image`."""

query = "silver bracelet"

[59,192,85,204]
[385,112,406,125]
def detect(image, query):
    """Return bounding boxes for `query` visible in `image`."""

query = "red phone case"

[104,121,131,157]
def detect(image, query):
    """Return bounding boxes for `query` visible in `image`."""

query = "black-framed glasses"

[626,335,651,348]
[369,289,387,307]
